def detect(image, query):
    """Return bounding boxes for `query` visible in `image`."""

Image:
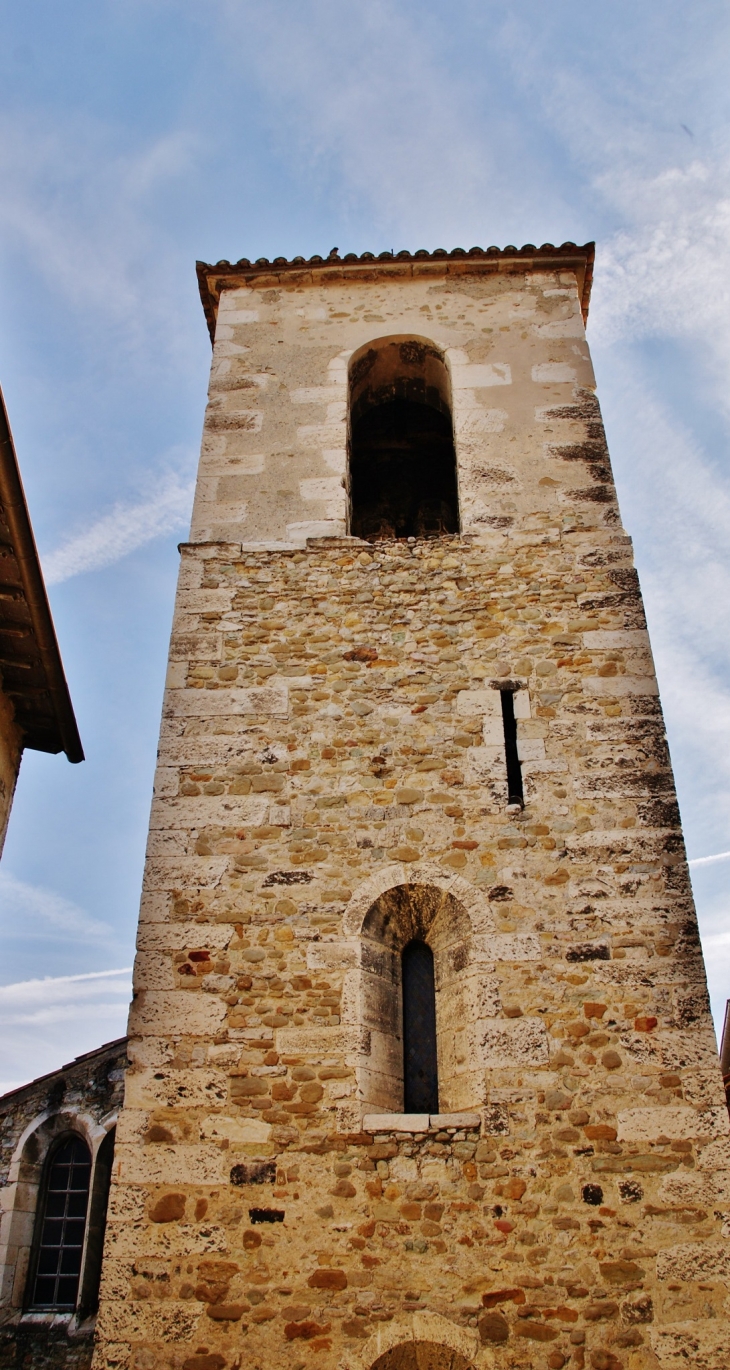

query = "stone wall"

[0,1040,127,1370]
[94,261,730,1370]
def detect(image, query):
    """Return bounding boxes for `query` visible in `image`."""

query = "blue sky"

[1,0,730,1089]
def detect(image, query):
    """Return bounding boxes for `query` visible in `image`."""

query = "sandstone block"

[166,684,289,717]
[130,990,227,1036]
[617,1106,728,1142]
[476,1017,550,1067]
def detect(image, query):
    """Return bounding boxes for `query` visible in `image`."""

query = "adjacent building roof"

[0,388,83,763]
[197,241,595,346]
[0,1037,127,1110]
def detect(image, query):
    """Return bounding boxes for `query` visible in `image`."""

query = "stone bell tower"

[94,244,730,1370]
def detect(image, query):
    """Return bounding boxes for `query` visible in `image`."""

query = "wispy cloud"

[688,851,730,868]
[0,114,199,352]
[592,154,730,381]
[216,0,566,247]
[0,870,112,940]
[0,968,132,1093]
[0,967,132,1023]
[41,468,195,585]
[588,364,730,904]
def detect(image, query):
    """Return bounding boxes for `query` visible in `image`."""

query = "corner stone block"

[124,1067,230,1110]
[165,684,289,717]
[129,990,227,1036]
[141,855,228,890]
[116,1143,228,1186]
[583,675,659,697]
[136,922,233,952]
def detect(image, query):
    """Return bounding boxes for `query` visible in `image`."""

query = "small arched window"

[29,1136,91,1309]
[402,939,439,1114]
[349,336,459,540]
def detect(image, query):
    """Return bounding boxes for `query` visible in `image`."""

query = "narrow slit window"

[500,689,524,808]
[30,1136,91,1310]
[401,939,439,1114]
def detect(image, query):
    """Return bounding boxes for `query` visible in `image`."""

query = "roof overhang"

[0,389,83,763]
[197,241,595,346]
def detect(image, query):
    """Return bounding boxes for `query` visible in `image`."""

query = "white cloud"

[0,871,112,940]
[0,967,132,1021]
[216,0,564,246]
[689,851,730,868]
[41,468,195,585]
[0,114,199,351]
[0,968,132,1094]
[592,154,730,382]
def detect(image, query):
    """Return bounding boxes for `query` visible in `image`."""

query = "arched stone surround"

[336,863,546,1125]
[0,1109,116,1321]
[339,1312,478,1370]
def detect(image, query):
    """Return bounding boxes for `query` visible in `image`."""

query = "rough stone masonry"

[92,245,730,1370]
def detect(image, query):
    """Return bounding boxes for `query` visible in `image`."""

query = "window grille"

[30,1136,91,1309]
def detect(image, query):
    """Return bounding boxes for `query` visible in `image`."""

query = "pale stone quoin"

[90,245,729,1370]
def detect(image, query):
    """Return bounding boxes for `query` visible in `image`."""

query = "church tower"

[94,245,729,1370]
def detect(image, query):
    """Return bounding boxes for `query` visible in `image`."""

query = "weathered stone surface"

[656,1241,730,1282]
[650,1323,729,1370]
[617,1105,728,1142]
[477,1016,550,1067]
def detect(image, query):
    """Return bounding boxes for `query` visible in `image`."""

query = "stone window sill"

[362,1111,481,1133]
[17,1312,96,1336]
[19,1313,73,1327]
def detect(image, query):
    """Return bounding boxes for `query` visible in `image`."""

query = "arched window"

[402,939,439,1114]
[355,883,477,1118]
[28,1136,91,1309]
[348,337,459,540]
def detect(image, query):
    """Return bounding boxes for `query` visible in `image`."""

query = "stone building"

[93,244,729,1370]
[0,1040,128,1370]
[0,385,83,848]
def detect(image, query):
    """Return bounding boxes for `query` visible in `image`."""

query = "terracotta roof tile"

[196,241,595,345]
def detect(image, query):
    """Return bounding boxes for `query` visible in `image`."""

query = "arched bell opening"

[348,336,460,540]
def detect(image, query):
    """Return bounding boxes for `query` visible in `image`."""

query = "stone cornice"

[196,241,595,345]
